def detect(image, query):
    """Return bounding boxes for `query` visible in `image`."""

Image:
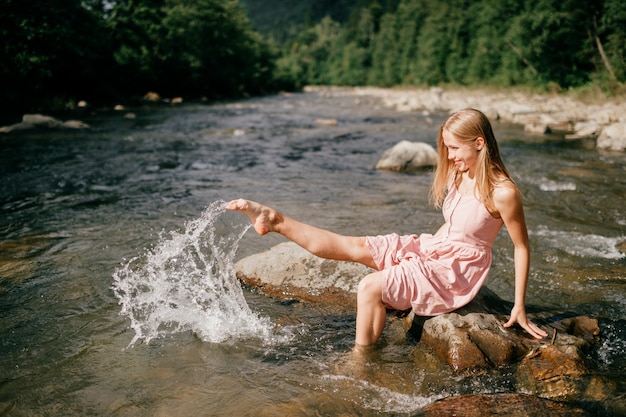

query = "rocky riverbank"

[3,87,625,152]
[306,86,626,151]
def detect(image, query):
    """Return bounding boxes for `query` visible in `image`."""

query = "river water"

[0,89,624,416]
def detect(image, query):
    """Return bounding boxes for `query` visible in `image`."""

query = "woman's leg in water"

[356,271,386,346]
[227,199,387,346]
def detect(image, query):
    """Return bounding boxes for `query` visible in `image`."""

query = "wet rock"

[235,242,372,310]
[403,295,602,373]
[0,234,60,284]
[143,91,161,102]
[597,122,626,151]
[375,140,438,172]
[417,393,586,417]
[314,118,338,127]
[565,121,601,139]
[412,312,526,372]
[0,114,90,133]
[406,298,610,400]
[22,114,65,128]
[62,120,90,129]
[524,122,551,135]
[517,344,615,403]
[0,122,33,133]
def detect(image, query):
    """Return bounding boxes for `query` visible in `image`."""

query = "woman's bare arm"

[493,186,548,340]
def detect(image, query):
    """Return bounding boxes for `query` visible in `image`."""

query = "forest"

[1,0,624,115]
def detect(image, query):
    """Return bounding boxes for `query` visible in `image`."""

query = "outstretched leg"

[227,199,377,269]
[227,198,386,346]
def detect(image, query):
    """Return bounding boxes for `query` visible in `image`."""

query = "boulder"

[597,122,626,151]
[412,312,521,371]
[418,393,586,417]
[235,242,372,310]
[0,122,33,133]
[0,114,90,133]
[22,114,64,128]
[404,307,601,373]
[517,344,615,403]
[524,122,551,135]
[143,91,161,102]
[375,140,438,172]
[565,120,601,139]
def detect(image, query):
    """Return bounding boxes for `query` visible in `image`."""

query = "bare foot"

[226,199,283,235]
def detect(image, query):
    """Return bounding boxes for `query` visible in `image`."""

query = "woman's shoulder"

[491,180,522,211]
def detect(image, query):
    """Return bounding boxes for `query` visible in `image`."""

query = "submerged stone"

[417,393,586,417]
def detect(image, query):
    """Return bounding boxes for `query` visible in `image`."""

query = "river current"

[0,89,624,416]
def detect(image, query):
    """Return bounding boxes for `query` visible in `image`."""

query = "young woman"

[227,108,548,348]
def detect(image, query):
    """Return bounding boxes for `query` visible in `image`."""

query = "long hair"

[430,108,513,214]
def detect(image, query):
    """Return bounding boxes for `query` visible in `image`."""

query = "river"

[0,89,624,416]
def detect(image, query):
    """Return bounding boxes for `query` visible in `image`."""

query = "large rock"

[417,393,586,417]
[375,140,438,172]
[517,344,615,403]
[565,120,601,139]
[597,122,626,151]
[21,114,64,128]
[235,242,373,310]
[402,291,602,373]
[0,114,90,133]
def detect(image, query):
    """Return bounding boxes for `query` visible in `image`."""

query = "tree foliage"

[1,0,624,114]
[0,0,277,113]
[107,0,275,98]
[274,0,625,92]
[0,0,113,112]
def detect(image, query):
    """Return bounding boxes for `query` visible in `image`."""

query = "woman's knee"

[357,272,383,303]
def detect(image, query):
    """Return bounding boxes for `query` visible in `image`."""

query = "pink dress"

[366,183,504,316]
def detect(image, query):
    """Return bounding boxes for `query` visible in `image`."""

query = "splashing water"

[112,200,274,347]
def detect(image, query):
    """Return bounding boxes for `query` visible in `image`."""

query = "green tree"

[107,0,276,98]
[503,0,596,88]
[413,0,451,85]
[392,0,430,84]
[368,12,400,86]
[463,0,516,85]
[279,16,342,86]
[0,0,113,113]
[327,6,376,85]
[595,0,626,84]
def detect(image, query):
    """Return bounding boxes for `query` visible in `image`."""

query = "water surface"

[1,90,625,416]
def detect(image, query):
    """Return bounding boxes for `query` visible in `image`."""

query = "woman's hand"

[504,303,548,340]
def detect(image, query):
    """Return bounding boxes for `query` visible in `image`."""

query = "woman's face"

[442,128,482,176]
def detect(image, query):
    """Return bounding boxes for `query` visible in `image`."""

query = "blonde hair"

[430,108,513,214]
